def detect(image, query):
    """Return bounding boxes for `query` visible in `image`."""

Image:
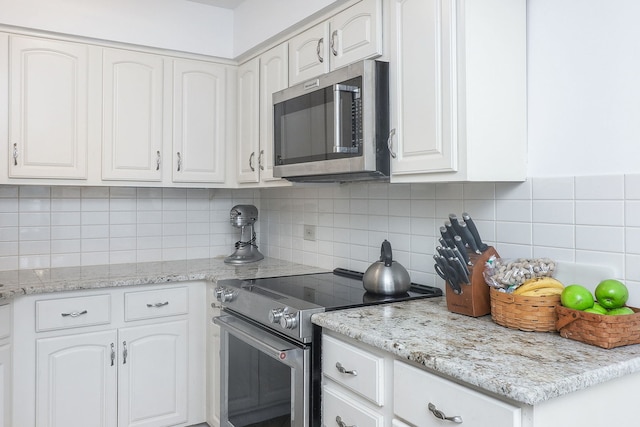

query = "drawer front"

[322,334,384,405]
[323,383,383,427]
[124,286,188,321]
[0,304,10,339]
[36,294,111,332]
[394,361,521,427]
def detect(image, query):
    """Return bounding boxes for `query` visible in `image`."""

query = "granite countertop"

[0,256,327,300]
[312,297,640,406]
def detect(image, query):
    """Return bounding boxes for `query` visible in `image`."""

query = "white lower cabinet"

[0,303,11,427]
[393,360,521,427]
[36,330,118,427]
[12,283,204,427]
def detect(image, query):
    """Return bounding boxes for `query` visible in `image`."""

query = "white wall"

[527,0,640,176]
[0,0,234,57]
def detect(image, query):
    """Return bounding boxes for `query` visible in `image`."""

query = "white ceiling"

[187,0,245,9]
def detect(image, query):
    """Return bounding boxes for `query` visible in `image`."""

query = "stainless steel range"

[214,268,442,427]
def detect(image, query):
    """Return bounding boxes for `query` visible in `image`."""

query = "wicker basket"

[556,305,640,349]
[489,287,560,332]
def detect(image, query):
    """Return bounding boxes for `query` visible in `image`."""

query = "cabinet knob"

[258,150,264,171]
[249,152,255,172]
[335,362,357,376]
[428,402,462,424]
[156,151,161,171]
[331,30,338,56]
[61,310,88,318]
[110,343,115,367]
[176,152,182,172]
[335,416,355,427]
[12,143,18,166]
[386,128,397,159]
[316,37,324,63]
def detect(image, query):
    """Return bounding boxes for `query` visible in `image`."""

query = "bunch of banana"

[513,276,564,296]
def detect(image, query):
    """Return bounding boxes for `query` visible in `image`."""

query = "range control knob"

[214,287,224,301]
[220,288,236,303]
[279,312,298,330]
[268,308,288,324]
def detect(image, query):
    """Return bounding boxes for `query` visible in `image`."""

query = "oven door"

[215,314,311,427]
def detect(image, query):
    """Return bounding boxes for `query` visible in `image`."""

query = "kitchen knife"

[462,212,489,252]
[450,248,471,283]
[458,220,482,254]
[453,235,471,266]
[444,220,458,240]
[439,226,456,248]
[433,254,461,294]
[448,256,470,285]
[448,214,464,237]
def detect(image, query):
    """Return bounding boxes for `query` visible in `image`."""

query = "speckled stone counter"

[311,297,640,406]
[0,256,326,300]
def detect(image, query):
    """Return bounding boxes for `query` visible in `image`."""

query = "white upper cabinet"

[236,57,260,183]
[171,59,228,184]
[236,43,290,185]
[289,0,382,85]
[102,48,164,182]
[8,35,90,179]
[389,0,527,182]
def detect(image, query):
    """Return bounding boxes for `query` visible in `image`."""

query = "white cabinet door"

[259,43,289,183]
[36,330,118,427]
[0,342,10,427]
[171,59,228,183]
[389,0,457,176]
[330,0,383,70]
[236,57,260,183]
[102,48,164,181]
[288,22,330,86]
[8,35,89,179]
[118,320,188,427]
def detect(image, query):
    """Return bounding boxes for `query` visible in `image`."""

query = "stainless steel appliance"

[272,60,390,182]
[214,268,442,427]
[225,205,264,264]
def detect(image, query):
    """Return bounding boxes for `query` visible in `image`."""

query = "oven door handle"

[215,315,303,368]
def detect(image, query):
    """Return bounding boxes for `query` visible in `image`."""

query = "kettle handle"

[381,240,393,267]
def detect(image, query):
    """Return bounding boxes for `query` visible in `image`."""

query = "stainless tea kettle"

[363,240,411,295]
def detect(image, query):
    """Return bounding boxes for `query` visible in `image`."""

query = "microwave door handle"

[333,84,360,154]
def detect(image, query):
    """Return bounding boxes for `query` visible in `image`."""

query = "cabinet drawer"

[36,294,111,332]
[0,304,10,339]
[323,383,383,427]
[394,361,521,427]
[322,334,384,405]
[124,286,188,321]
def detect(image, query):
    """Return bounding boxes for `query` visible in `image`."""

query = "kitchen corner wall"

[258,174,640,307]
[0,185,259,271]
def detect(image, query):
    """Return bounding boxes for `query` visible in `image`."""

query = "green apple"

[595,279,629,309]
[590,302,608,314]
[607,307,635,316]
[584,308,606,315]
[561,284,595,311]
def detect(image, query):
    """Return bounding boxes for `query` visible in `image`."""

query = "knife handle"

[458,221,481,254]
[462,212,489,252]
[453,236,471,265]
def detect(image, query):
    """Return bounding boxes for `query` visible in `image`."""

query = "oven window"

[228,334,292,426]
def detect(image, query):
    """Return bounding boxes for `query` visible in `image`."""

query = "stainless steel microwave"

[272,60,389,182]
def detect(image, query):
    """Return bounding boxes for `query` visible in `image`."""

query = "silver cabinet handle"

[335,416,355,427]
[122,341,128,364]
[156,150,161,171]
[258,150,264,171]
[387,128,397,159]
[12,143,18,166]
[331,30,338,56]
[146,301,169,308]
[249,152,255,172]
[176,152,182,172]
[110,343,115,366]
[335,362,357,376]
[428,402,463,424]
[61,310,88,318]
[316,37,324,63]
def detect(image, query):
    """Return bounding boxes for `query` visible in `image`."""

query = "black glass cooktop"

[242,268,442,311]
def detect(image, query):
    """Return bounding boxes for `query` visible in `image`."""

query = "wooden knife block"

[445,246,499,317]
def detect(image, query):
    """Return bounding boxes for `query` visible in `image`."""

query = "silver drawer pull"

[335,362,357,376]
[428,402,463,424]
[146,301,169,308]
[335,416,355,427]
[61,310,88,318]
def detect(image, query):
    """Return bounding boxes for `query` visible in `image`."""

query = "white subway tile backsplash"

[576,175,624,200]
[625,174,640,200]
[496,222,532,245]
[575,225,624,252]
[532,200,574,224]
[576,201,624,226]
[532,176,574,200]
[496,200,532,222]
[533,223,574,248]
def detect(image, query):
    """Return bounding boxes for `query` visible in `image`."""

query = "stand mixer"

[224,204,264,264]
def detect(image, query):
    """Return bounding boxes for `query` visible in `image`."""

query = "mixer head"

[229,204,259,228]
